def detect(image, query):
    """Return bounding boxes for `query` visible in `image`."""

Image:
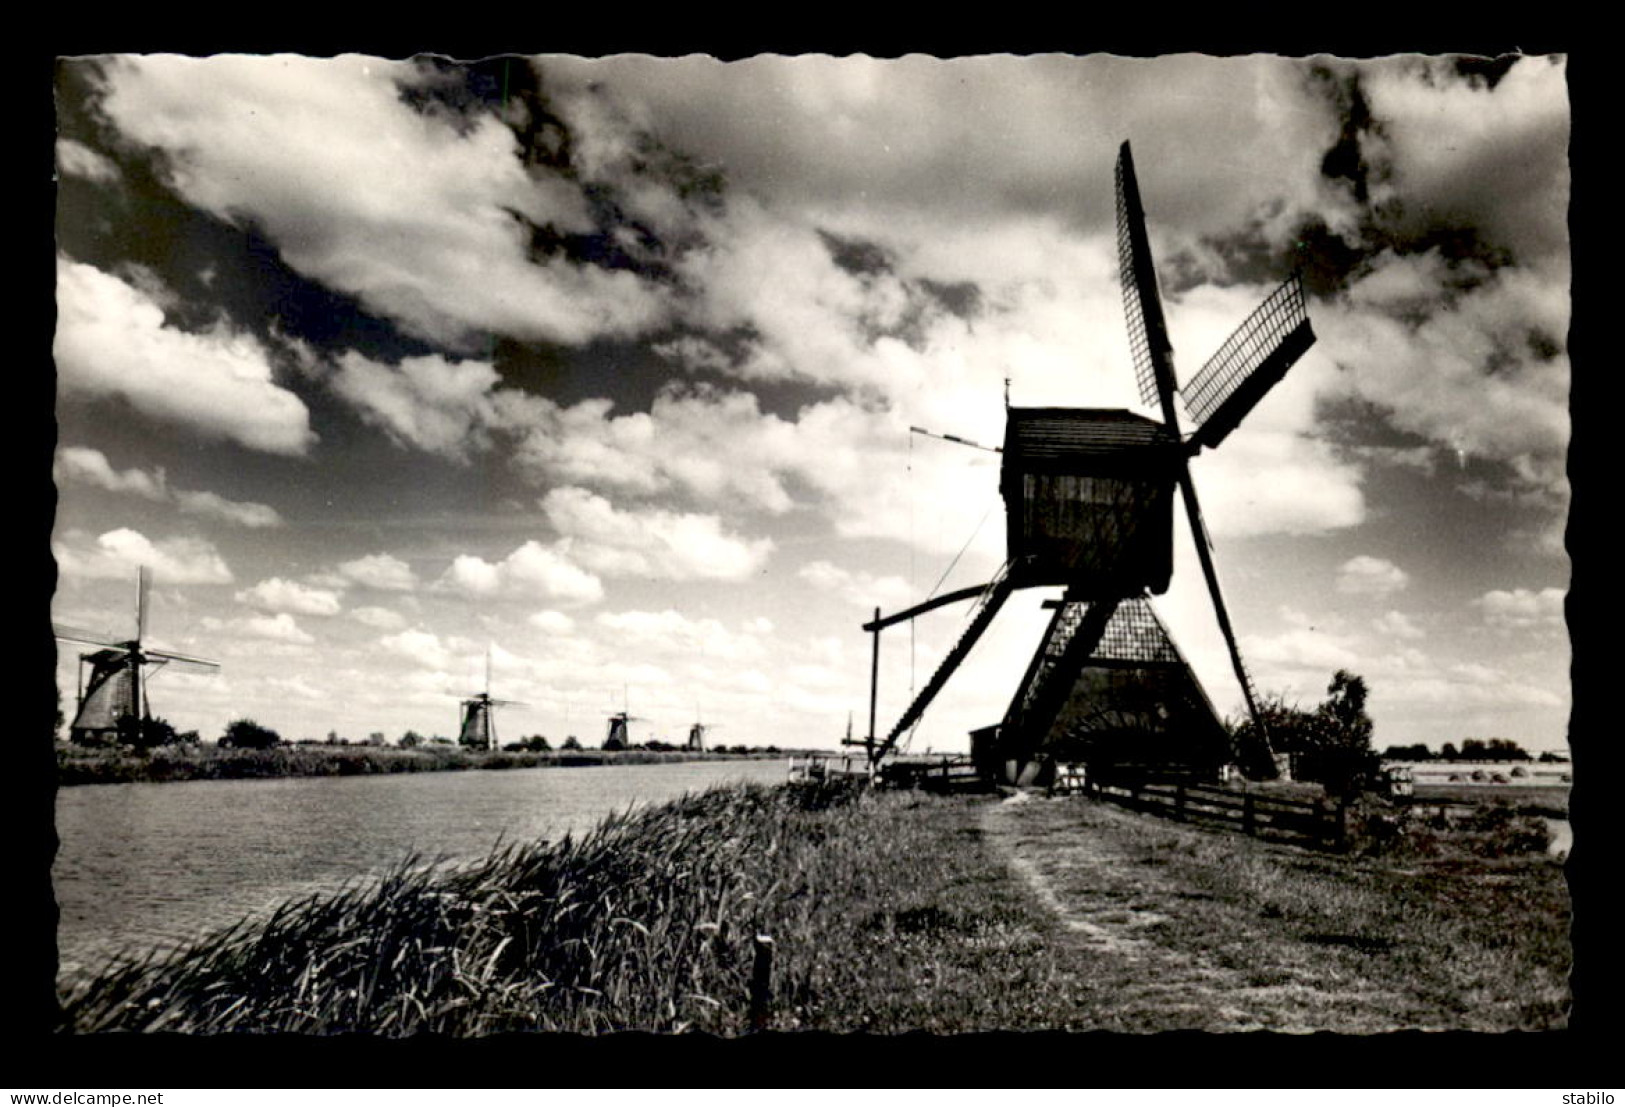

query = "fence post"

[1174,783,1186,821]
[1243,792,1255,837]
[1327,799,1349,852]
[749,933,775,1032]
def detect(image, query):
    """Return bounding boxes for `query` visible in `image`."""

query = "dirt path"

[978,792,1428,1032]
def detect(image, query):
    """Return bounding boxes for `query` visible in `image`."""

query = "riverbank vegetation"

[59,779,1568,1034]
[55,742,784,787]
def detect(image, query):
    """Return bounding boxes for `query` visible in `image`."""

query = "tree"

[1318,670,1373,750]
[399,730,424,749]
[561,735,582,751]
[133,715,179,750]
[1381,743,1432,761]
[1228,671,1379,794]
[1441,741,1459,761]
[221,718,282,749]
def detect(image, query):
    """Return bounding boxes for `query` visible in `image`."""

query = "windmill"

[860,140,1316,784]
[687,704,722,752]
[52,566,220,745]
[603,687,644,751]
[457,647,526,751]
[604,711,646,751]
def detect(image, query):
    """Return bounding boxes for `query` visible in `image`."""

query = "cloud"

[202,611,314,644]
[542,487,774,582]
[1320,258,1569,497]
[328,352,503,460]
[379,628,457,671]
[235,578,344,617]
[54,527,234,584]
[334,553,418,592]
[57,138,123,184]
[436,542,605,605]
[351,605,408,631]
[593,609,767,662]
[528,610,576,635]
[1357,56,1569,269]
[54,257,316,455]
[1243,626,1365,675]
[797,560,914,609]
[1336,556,1409,596]
[54,446,167,500]
[1371,610,1426,640]
[55,446,284,528]
[90,55,674,350]
[1474,587,1565,630]
[172,490,284,529]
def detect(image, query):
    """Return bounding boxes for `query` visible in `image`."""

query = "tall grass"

[61,779,1035,1034]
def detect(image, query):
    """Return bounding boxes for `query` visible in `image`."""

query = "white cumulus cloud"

[54,527,233,585]
[235,578,344,617]
[54,257,316,455]
[1336,556,1409,596]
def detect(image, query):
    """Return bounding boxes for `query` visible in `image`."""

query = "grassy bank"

[986,795,1570,1031]
[59,780,1569,1034]
[55,743,780,787]
[60,780,1051,1034]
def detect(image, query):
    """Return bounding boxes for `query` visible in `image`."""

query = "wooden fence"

[1085,778,1348,851]
[882,755,985,793]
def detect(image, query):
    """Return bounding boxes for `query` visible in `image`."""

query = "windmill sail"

[1114,140,1279,775]
[1181,273,1315,451]
[1115,141,1178,413]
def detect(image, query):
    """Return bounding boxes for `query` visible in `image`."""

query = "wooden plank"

[862,585,989,632]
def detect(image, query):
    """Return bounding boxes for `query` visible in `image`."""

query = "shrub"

[220,718,281,749]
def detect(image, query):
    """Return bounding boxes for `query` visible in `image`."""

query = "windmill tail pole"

[868,607,880,754]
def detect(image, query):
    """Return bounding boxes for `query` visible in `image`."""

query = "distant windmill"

[603,686,645,751]
[861,140,1316,783]
[53,566,220,745]
[687,703,722,752]
[457,647,526,752]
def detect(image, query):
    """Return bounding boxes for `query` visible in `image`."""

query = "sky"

[49,52,1573,755]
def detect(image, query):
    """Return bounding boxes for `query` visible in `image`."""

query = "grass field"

[1409,782,1570,818]
[58,780,1570,1034]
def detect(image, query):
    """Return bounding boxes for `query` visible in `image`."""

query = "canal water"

[53,759,789,980]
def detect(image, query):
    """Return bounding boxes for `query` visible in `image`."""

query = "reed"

[61,778,1010,1034]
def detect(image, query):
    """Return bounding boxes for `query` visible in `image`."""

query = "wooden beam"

[867,607,880,749]
[861,584,988,632]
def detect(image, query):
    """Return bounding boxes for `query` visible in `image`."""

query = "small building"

[1000,408,1181,596]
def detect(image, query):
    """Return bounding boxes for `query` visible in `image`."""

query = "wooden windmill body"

[861,142,1316,784]
[53,566,220,745]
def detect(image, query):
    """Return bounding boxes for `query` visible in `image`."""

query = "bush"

[1370,801,1556,859]
[220,718,281,750]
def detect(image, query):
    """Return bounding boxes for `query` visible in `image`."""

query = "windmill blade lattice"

[1181,272,1315,451]
[1115,142,1178,412]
